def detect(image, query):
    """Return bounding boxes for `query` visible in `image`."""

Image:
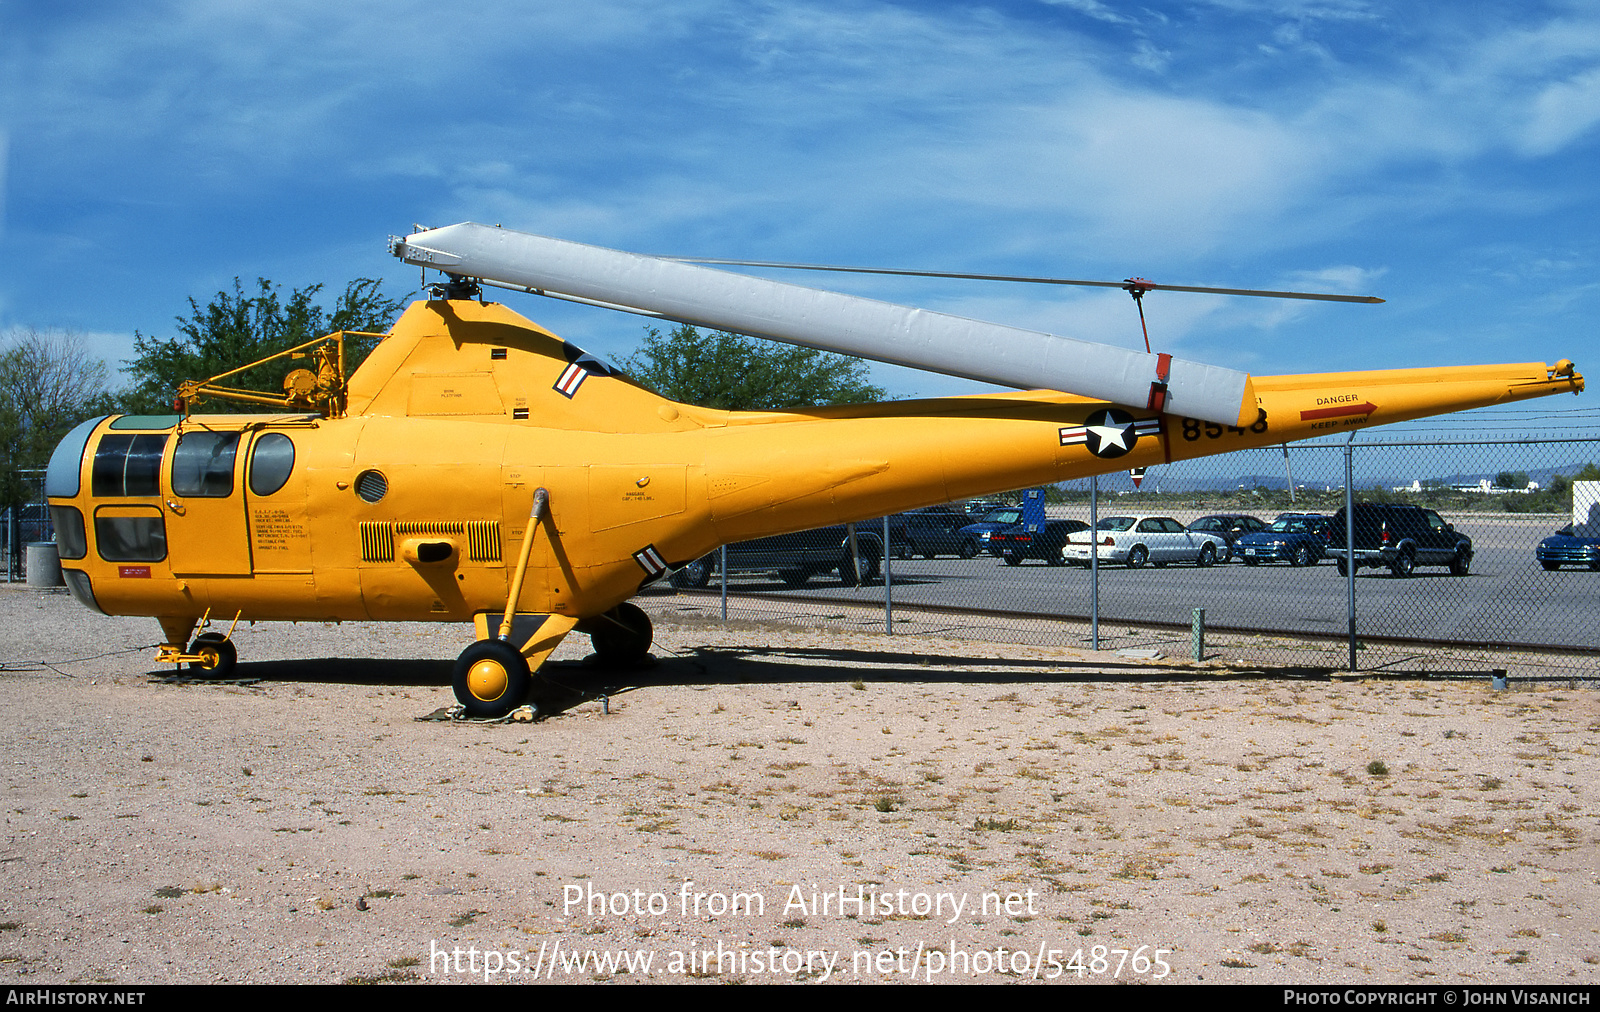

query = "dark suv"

[670,522,892,588]
[1327,503,1472,578]
[895,507,975,559]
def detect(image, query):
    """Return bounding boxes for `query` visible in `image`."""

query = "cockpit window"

[248,433,295,497]
[91,434,167,497]
[172,431,240,497]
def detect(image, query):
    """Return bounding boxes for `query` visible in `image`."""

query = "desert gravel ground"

[0,583,1596,986]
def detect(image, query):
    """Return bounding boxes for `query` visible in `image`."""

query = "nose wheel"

[187,632,238,678]
[452,639,533,718]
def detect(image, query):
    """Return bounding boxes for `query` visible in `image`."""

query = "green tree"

[620,324,886,411]
[1494,470,1529,490]
[121,278,404,414]
[0,328,117,511]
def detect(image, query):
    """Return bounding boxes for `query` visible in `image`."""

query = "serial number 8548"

[1181,409,1269,441]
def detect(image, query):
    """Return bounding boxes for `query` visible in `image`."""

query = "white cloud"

[1521,66,1600,156]
[1037,0,1137,26]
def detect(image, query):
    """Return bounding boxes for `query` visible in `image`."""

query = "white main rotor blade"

[391,222,1255,427]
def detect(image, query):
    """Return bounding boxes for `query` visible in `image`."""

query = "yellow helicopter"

[44,223,1583,717]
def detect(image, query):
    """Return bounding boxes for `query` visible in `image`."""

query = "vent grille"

[358,520,502,563]
[466,521,502,562]
[360,521,395,562]
[395,520,463,536]
[355,469,388,503]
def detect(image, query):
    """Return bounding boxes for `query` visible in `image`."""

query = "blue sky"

[3,0,1598,434]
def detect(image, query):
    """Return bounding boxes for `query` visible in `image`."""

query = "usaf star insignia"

[1058,409,1161,459]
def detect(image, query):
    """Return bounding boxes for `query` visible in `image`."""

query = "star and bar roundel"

[1058,409,1162,459]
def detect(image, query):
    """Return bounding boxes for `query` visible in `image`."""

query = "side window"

[91,434,168,497]
[172,431,241,497]
[248,433,295,496]
[94,506,167,562]
[51,506,87,560]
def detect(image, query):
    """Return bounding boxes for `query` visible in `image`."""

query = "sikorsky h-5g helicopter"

[45,223,1584,717]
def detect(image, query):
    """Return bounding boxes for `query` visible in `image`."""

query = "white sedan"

[1061,515,1228,569]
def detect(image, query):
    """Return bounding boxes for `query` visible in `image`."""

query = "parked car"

[1536,526,1600,571]
[1186,513,1267,561]
[957,507,1025,557]
[895,507,975,559]
[956,488,1050,557]
[962,499,1012,519]
[1326,503,1472,577]
[1271,511,1335,537]
[1061,515,1228,568]
[1234,514,1330,567]
[989,519,1089,566]
[670,523,890,588]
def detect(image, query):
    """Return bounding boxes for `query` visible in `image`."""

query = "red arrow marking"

[1300,402,1377,421]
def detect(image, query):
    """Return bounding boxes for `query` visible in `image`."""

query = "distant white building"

[1393,478,1539,494]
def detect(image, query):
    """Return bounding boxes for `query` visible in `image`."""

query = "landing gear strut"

[155,609,242,679]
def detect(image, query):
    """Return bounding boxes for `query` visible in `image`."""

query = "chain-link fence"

[3,469,49,582]
[641,435,1600,680]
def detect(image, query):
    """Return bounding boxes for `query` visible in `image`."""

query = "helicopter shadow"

[148,641,1339,722]
[613,643,1337,689]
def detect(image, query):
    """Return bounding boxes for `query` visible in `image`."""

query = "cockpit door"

[163,428,252,576]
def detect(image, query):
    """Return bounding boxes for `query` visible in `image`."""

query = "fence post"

[883,514,892,634]
[1090,474,1099,651]
[1345,434,1357,671]
[719,544,728,622]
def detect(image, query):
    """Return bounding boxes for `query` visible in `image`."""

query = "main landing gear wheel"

[670,556,713,588]
[588,602,654,665]
[452,639,532,718]
[187,633,237,679]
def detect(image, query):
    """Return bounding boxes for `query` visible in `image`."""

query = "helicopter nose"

[45,415,110,499]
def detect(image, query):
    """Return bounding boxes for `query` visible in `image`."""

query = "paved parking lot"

[647,514,1599,658]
